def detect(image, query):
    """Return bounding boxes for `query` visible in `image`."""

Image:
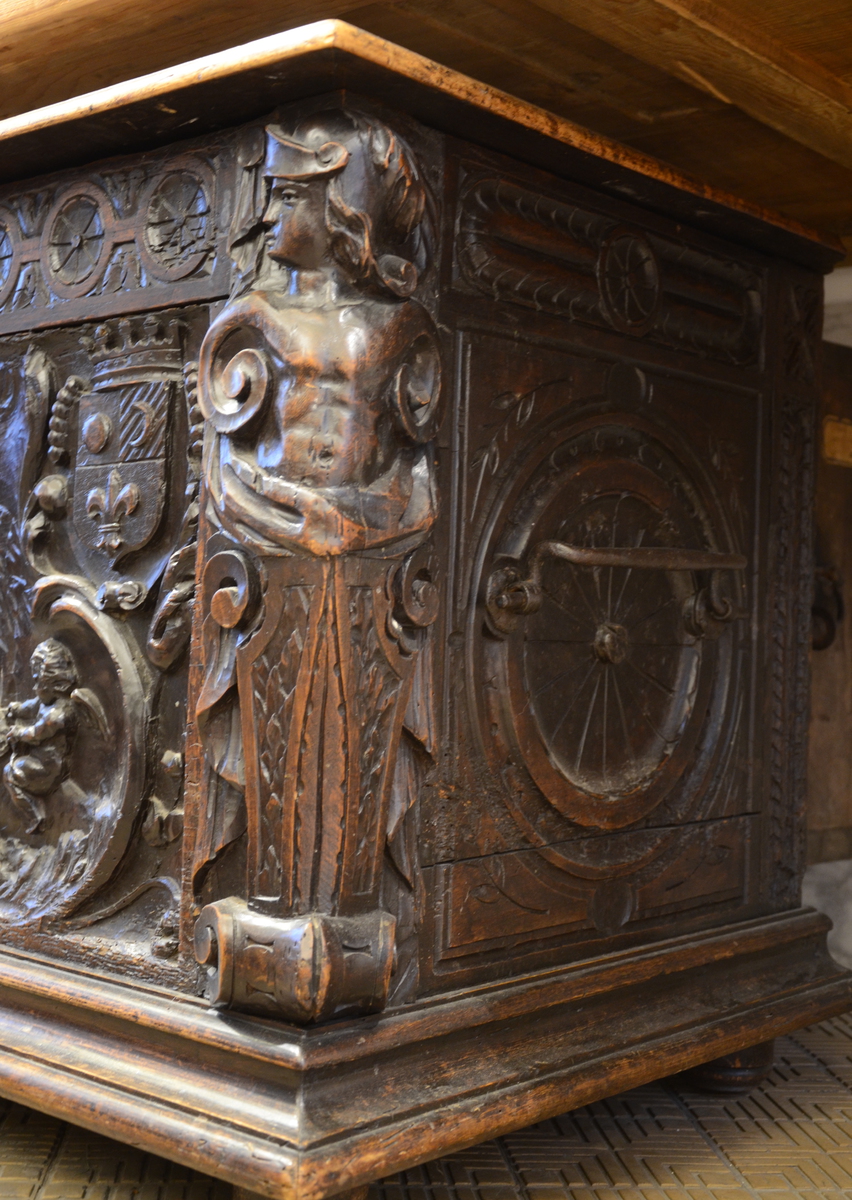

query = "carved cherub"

[198,108,441,556]
[0,639,106,834]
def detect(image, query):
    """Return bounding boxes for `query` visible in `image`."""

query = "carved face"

[262,179,331,270]
[31,639,76,700]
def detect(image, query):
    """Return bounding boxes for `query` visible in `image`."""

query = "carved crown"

[81,315,183,388]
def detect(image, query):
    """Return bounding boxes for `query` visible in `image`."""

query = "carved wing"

[71,687,109,740]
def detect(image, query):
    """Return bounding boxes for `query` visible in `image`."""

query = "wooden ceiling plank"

[388,0,713,126]
[528,0,852,173]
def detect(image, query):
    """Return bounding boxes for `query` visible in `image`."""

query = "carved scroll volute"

[193,107,441,1023]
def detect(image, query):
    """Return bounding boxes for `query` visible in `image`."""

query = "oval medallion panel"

[474,400,744,849]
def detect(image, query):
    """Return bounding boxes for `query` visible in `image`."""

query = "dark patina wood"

[0,19,846,1200]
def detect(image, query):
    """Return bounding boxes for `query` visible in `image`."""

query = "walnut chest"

[0,20,847,1200]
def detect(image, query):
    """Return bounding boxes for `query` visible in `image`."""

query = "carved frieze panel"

[0,148,231,335]
[455,173,764,366]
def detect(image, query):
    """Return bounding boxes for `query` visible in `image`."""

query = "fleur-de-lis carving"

[86,468,140,554]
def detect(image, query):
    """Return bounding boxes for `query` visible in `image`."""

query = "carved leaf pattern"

[769,285,818,908]
[252,588,310,901]
[0,502,31,692]
[470,378,569,516]
[348,587,404,897]
[769,388,813,907]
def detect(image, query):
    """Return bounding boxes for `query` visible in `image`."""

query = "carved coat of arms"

[73,320,178,562]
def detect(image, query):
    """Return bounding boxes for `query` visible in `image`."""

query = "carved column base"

[676,1039,775,1094]
[194,897,395,1023]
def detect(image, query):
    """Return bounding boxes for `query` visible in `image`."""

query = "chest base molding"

[0,908,843,1200]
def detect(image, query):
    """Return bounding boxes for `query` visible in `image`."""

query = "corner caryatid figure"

[194,108,440,1023]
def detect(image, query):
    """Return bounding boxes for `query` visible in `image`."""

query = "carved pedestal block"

[0,20,847,1200]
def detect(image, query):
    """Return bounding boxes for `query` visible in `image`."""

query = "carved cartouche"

[194,110,440,1022]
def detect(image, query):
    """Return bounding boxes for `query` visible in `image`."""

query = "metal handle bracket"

[487,539,746,635]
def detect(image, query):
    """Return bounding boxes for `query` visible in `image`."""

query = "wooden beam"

[529,0,852,172]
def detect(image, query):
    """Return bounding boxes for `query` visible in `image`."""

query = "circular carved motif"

[48,198,105,284]
[474,405,742,852]
[82,412,112,455]
[41,186,113,300]
[142,169,211,280]
[520,482,701,808]
[0,209,20,306]
[599,232,660,333]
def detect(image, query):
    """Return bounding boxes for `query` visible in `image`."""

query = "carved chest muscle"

[0,23,845,1200]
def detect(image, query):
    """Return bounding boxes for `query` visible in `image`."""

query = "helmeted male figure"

[199,109,441,556]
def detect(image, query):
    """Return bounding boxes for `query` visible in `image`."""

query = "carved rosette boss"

[193,110,441,1022]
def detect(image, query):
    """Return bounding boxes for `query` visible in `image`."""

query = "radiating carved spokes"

[523,493,700,799]
[48,198,105,285]
[600,232,660,329]
[146,172,210,266]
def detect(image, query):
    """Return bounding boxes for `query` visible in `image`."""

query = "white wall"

[825,266,852,348]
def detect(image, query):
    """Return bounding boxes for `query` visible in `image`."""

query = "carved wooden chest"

[0,20,847,1200]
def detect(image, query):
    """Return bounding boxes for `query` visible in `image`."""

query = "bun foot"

[676,1039,776,1094]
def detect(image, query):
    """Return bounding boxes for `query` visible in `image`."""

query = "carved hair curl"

[323,119,426,297]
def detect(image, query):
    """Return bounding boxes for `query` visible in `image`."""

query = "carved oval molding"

[470,391,745,874]
[456,174,763,366]
[0,576,150,924]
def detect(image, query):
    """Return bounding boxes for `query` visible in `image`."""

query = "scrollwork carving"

[0,301,205,944]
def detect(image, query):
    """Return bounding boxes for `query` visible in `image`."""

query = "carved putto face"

[30,639,76,700]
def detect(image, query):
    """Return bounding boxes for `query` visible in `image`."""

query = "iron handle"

[527,540,746,576]
[489,539,746,633]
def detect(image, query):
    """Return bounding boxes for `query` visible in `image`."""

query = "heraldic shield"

[72,319,178,563]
